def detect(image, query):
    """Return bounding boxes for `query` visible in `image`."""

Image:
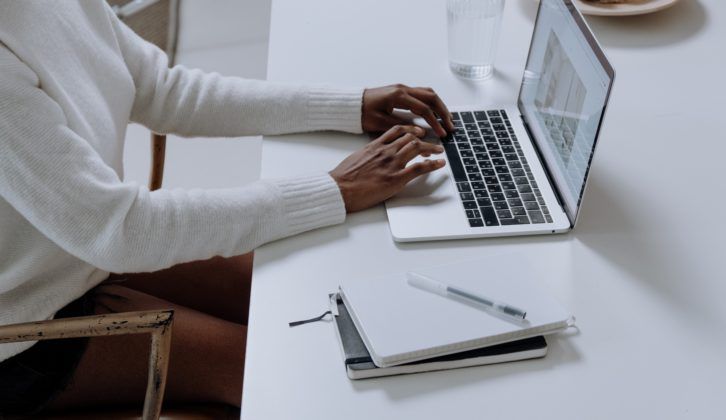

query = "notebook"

[331,293,548,379]
[339,255,574,367]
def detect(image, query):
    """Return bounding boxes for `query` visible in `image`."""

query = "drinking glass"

[446,0,505,80]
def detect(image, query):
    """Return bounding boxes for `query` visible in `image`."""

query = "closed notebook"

[331,293,548,379]
[339,255,574,367]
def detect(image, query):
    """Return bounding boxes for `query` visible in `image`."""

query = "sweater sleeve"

[106,6,364,137]
[0,46,346,274]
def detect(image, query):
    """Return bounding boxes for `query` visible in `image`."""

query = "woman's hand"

[330,125,446,213]
[362,84,455,138]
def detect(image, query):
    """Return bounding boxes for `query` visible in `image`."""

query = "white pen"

[406,272,527,320]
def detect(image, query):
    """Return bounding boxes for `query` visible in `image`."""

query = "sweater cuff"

[306,87,364,134]
[268,173,346,237]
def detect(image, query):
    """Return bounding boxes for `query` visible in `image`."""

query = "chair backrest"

[109,0,180,192]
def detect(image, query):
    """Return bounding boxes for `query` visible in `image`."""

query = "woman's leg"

[114,253,253,325]
[48,284,246,410]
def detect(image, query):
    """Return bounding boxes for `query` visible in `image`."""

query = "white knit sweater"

[0,1,363,361]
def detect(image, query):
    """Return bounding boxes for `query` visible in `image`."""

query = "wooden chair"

[0,110,177,420]
[0,138,240,420]
[0,3,240,418]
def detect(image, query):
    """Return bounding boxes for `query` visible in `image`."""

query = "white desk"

[242,1,726,418]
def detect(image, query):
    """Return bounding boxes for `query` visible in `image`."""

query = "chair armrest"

[0,310,174,420]
[0,310,173,342]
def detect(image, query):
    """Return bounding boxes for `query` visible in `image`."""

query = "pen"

[406,272,527,320]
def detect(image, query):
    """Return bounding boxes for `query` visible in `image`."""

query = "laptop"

[385,0,615,242]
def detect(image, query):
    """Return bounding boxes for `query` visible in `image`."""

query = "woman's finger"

[395,94,448,137]
[398,159,447,183]
[395,139,444,164]
[408,87,455,133]
[388,133,421,152]
[373,124,425,144]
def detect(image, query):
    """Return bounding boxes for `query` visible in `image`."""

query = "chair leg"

[149,133,167,191]
[143,318,173,420]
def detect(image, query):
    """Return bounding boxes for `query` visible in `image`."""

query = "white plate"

[534,0,682,16]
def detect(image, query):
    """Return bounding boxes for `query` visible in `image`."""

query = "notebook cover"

[332,294,548,379]
[339,255,573,367]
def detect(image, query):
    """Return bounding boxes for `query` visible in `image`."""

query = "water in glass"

[447,0,505,80]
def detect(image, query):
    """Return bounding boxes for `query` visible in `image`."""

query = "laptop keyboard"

[443,110,553,228]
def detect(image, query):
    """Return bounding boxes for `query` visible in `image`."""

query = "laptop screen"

[518,0,614,224]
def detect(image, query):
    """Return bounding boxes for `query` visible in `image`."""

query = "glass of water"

[447,0,505,80]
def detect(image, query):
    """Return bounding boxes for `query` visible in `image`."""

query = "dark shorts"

[0,294,94,417]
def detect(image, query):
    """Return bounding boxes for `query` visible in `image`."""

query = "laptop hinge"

[519,114,573,227]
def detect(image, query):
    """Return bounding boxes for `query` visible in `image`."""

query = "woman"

[0,0,453,414]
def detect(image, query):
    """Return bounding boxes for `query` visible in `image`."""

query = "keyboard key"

[490,117,503,124]
[497,209,512,219]
[481,206,499,226]
[491,193,505,201]
[463,157,477,166]
[468,218,484,227]
[474,111,488,121]
[508,198,523,207]
[460,192,474,201]
[493,124,506,131]
[454,134,468,142]
[460,150,473,157]
[473,146,487,153]
[545,215,553,223]
[501,182,516,190]
[464,123,478,131]
[498,173,512,182]
[474,190,488,198]
[487,110,499,117]
[518,184,533,193]
[467,131,481,138]
[487,184,502,193]
[462,112,475,123]
[469,173,483,181]
[477,198,492,207]
[457,182,471,192]
[482,169,496,177]
[443,142,468,182]
[470,138,483,146]
[492,158,506,166]
[502,146,516,154]
[512,206,527,216]
[524,202,539,211]
[451,112,461,121]
[466,165,479,174]
[505,190,519,199]
[458,143,471,150]
[512,168,526,177]
[489,150,503,158]
[466,209,481,219]
[471,182,486,190]
[505,153,519,161]
[515,216,531,224]
[500,218,520,225]
[515,177,529,185]
[493,201,509,210]
[495,166,509,175]
[529,211,545,224]
[484,176,498,185]
[463,201,477,209]
[522,193,536,201]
